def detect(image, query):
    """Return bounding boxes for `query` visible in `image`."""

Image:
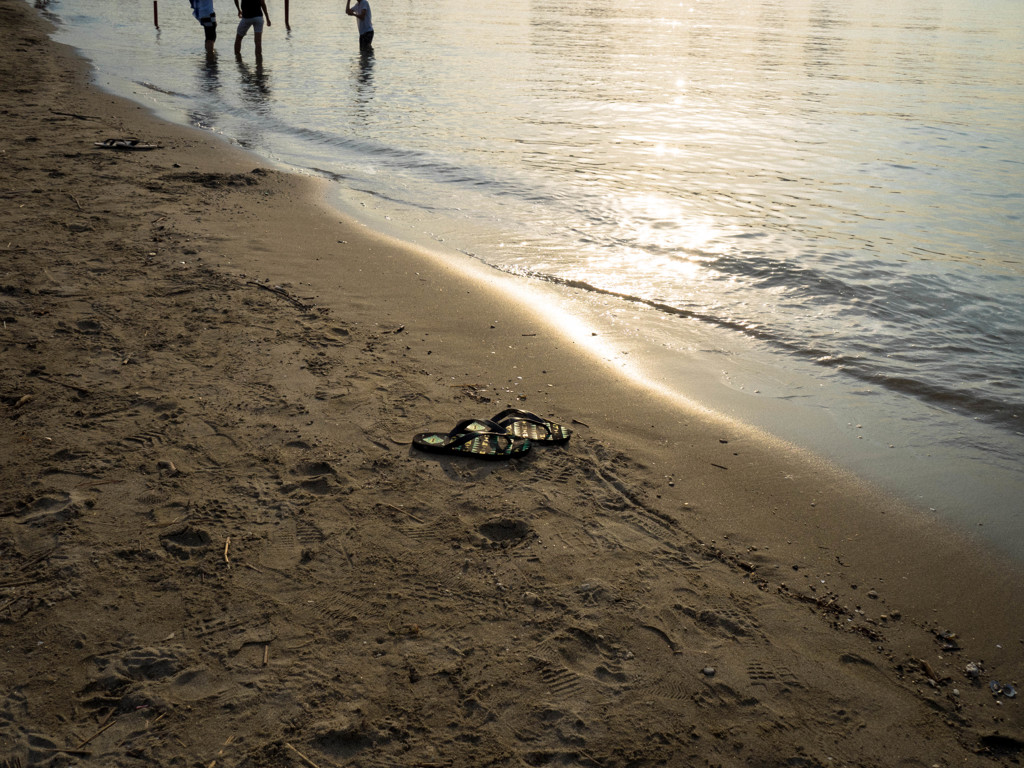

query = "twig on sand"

[245,280,310,311]
[75,477,123,489]
[51,109,100,121]
[385,503,424,524]
[207,734,235,767]
[77,715,116,748]
[25,547,56,567]
[325,536,355,568]
[67,193,83,211]
[28,372,90,398]
[0,596,25,617]
[919,658,940,683]
[0,578,39,590]
[263,644,270,666]
[285,742,322,768]
[223,536,231,568]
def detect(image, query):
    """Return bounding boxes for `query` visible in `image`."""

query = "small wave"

[135,81,187,97]
[504,265,1024,433]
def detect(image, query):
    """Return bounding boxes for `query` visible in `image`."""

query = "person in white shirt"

[345,0,374,51]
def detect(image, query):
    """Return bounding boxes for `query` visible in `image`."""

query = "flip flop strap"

[445,430,517,452]
[499,416,554,439]
[491,408,550,425]
[454,417,508,435]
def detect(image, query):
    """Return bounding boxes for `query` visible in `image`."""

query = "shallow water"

[31,0,1024,553]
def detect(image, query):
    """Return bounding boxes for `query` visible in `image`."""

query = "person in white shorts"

[233,0,271,59]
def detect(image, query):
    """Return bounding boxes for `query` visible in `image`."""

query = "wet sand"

[2,1,1023,765]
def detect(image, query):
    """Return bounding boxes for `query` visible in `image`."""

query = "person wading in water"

[344,0,374,51]
[233,0,271,59]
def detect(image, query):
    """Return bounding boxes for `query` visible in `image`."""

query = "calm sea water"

[31,0,1024,550]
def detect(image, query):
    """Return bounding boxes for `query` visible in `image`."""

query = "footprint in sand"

[14,491,76,525]
[477,517,534,548]
[160,523,212,559]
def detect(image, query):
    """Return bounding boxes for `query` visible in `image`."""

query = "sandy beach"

[2,2,1023,765]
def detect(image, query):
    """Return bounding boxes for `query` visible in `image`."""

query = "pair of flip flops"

[412,408,572,460]
[94,138,159,151]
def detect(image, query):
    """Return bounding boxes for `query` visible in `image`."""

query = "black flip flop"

[488,408,572,445]
[413,418,531,460]
[94,138,159,151]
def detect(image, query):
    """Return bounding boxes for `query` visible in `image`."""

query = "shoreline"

[320,184,1024,559]
[3,1,1023,765]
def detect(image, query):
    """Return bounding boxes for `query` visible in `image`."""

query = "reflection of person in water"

[345,0,374,51]
[350,48,374,118]
[198,49,220,96]
[189,0,217,55]
[237,57,272,112]
[233,0,271,60]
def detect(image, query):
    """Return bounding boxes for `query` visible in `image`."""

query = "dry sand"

[2,1,1023,765]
